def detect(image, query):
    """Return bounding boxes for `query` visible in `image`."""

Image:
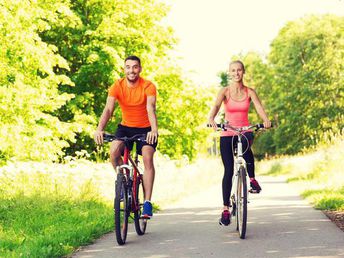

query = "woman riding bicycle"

[208,60,271,226]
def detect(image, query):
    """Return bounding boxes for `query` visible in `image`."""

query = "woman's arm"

[208,87,227,129]
[248,88,271,128]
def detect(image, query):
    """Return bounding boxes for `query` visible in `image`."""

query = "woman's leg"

[242,132,255,178]
[242,132,261,192]
[220,136,234,208]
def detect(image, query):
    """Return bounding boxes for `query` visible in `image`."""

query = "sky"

[162,0,344,86]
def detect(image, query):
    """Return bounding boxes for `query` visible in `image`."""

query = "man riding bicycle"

[94,55,158,218]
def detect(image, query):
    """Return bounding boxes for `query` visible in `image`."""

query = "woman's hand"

[263,120,272,129]
[208,118,218,131]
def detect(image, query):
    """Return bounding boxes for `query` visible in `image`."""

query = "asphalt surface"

[73,176,344,258]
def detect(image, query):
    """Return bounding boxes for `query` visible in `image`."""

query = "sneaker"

[250,179,262,193]
[219,210,231,226]
[142,201,153,218]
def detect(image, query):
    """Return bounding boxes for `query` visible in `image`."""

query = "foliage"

[0,0,80,162]
[155,67,214,159]
[267,15,344,154]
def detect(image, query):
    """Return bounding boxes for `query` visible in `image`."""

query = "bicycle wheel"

[236,166,247,239]
[134,176,147,235]
[114,173,129,245]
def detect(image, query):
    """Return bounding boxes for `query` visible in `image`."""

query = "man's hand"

[146,130,158,144]
[94,130,104,145]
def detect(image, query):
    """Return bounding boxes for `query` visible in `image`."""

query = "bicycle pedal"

[249,189,261,194]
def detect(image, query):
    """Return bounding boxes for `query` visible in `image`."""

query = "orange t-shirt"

[108,77,157,128]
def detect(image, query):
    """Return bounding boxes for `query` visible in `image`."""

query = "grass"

[0,162,114,257]
[302,187,344,210]
[0,155,221,257]
[256,135,344,211]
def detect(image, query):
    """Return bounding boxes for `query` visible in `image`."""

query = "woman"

[208,60,271,226]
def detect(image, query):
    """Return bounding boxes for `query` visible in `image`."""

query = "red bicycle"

[104,133,148,245]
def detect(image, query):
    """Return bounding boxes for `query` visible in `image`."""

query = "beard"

[126,74,139,83]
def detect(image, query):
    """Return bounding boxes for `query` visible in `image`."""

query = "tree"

[0,0,79,162]
[155,66,213,160]
[267,15,344,154]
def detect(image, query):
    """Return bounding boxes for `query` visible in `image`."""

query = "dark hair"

[229,60,245,72]
[125,55,141,66]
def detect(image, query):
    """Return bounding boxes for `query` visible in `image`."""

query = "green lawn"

[0,162,114,257]
[257,136,344,211]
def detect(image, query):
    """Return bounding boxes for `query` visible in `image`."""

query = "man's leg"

[109,140,124,170]
[141,145,155,201]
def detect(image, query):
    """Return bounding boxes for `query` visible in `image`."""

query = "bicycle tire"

[236,166,247,239]
[134,176,147,235]
[114,173,129,245]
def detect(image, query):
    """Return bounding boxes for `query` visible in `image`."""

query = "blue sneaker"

[142,201,153,218]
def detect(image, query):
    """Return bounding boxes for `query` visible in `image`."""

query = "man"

[94,55,158,218]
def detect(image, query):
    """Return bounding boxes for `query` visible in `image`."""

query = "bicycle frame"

[116,143,143,213]
[104,132,148,245]
[231,133,248,202]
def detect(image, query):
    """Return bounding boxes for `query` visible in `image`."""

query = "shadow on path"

[73,176,344,258]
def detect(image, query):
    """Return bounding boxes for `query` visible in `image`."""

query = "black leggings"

[220,132,255,207]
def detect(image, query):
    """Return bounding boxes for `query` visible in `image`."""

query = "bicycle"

[208,123,269,239]
[103,133,148,245]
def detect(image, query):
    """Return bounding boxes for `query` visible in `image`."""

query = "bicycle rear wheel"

[134,176,147,235]
[114,173,129,245]
[236,166,247,239]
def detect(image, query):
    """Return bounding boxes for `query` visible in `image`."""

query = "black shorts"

[114,124,158,155]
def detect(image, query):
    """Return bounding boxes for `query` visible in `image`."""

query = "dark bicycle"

[103,133,148,245]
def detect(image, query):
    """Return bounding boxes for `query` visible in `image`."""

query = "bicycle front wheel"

[134,176,147,235]
[236,166,247,239]
[114,173,129,245]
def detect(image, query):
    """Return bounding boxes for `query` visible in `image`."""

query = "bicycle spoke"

[134,176,147,235]
[114,173,129,245]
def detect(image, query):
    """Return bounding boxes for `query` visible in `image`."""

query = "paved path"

[73,176,344,258]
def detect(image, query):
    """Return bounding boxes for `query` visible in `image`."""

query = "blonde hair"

[229,60,245,72]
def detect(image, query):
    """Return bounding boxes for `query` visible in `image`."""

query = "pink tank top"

[221,88,251,137]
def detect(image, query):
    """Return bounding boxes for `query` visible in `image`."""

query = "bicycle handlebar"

[103,133,147,143]
[207,123,271,132]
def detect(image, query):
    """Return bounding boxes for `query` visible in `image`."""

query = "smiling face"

[229,61,245,83]
[124,59,142,83]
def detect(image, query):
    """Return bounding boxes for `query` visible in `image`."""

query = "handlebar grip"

[207,124,227,130]
[256,122,274,130]
[103,133,116,142]
[207,124,222,127]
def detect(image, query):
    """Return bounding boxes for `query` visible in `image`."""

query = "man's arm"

[146,95,158,144]
[94,96,117,144]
